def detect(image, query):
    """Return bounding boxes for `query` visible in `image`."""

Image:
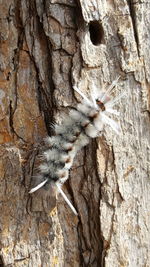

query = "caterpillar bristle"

[29,78,125,215]
[56,183,78,216]
[29,179,48,193]
[73,86,93,107]
[105,90,126,108]
[100,76,121,102]
[101,113,120,134]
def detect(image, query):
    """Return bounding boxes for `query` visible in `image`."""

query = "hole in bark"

[89,21,104,46]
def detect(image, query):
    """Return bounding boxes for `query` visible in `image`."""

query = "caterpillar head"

[96,99,105,111]
[74,77,125,134]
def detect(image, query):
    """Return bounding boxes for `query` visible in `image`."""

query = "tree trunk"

[0,0,150,266]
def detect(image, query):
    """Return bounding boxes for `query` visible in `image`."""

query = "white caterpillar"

[29,77,125,215]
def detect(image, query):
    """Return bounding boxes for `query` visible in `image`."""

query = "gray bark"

[0,0,149,266]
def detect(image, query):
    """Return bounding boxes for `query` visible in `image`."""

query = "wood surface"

[0,0,149,266]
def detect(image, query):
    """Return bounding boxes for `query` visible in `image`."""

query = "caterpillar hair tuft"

[29,77,125,215]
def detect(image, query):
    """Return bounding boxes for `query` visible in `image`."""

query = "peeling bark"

[0,0,150,266]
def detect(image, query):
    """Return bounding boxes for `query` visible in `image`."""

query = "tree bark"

[0,0,150,266]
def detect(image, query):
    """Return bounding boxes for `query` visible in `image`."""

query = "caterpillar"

[29,77,125,215]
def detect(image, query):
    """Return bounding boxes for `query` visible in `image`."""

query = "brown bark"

[0,0,150,266]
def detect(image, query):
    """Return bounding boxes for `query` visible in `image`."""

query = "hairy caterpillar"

[29,77,124,215]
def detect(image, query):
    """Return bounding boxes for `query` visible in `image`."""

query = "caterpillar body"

[29,77,124,215]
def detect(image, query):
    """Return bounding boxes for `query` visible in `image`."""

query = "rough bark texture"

[0,0,150,266]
